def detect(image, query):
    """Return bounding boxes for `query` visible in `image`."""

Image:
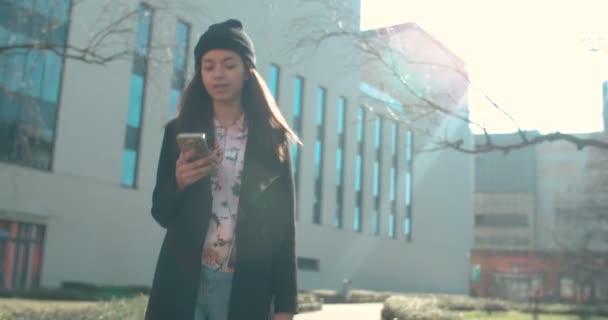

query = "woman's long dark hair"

[176,62,300,163]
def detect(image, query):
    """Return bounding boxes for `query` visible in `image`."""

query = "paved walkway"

[295,303,384,320]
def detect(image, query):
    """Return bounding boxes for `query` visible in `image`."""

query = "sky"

[360,0,608,134]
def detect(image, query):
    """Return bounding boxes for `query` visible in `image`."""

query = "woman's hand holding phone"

[176,147,222,190]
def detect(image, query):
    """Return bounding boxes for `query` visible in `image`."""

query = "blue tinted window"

[169,89,180,118]
[337,97,345,134]
[357,109,363,142]
[390,168,395,201]
[292,144,299,174]
[0,1,70,170]
[269,64,279,99]
[127,75,144,127]
[175,22,189,73]
[122,4,152,188]
[23,51,43,97]
[41,53,62,103]
[314,141,321,178]
[293,77,303,120]
[169,21,189,118]
[373,161,379,196]
[355,155,362,191]
[405,172,412,206]
[406,131,413,162]
[29,0,71,21]
[316,87,325,126]
[353,207,361,231]
[135,6,152,55]
[5,40,26,92]
[336,148,342,183]
[389,214,396,238]
[121,149,137,187]
[375,117,381,148]
[404,217,411,236]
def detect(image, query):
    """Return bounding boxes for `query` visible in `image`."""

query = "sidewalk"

[295,303,384,320]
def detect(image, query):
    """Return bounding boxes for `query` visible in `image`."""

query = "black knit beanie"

[194,19,256,72]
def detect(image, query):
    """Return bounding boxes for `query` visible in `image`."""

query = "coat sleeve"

[151,120,185,228]
[272,142,299,314]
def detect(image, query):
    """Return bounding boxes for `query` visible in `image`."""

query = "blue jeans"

[194,266,234,320]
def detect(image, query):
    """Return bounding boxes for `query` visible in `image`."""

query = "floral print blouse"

[202,114,248,272]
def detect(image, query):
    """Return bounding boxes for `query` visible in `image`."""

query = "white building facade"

[0,0,473,294]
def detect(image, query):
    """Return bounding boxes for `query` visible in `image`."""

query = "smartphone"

[176,132,211,159]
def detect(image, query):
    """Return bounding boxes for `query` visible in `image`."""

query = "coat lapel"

[239,131,282,213]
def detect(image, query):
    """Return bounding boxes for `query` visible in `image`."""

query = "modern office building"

[0,0,473,295]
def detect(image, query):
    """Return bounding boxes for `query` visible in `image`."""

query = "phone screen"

[177,133,210,159]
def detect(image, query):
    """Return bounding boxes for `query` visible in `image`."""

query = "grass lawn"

[463,311,608,319]
[0,298,95,312]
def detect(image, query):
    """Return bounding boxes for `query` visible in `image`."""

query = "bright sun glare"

[360,0,608,134]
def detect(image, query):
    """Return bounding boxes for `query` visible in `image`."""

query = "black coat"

[145,120,298,320]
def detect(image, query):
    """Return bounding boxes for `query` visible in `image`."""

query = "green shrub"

[304,288,393,304]
[512,302,608,317]
[297,292,323,312]
[382,296,463,320]
[436,295,509,313]
[0,283,152,303]
[305,289,343,303]
[0,292,321,319]
[349,290,392,303]
[0,295,148,320]
[0,288,102,301]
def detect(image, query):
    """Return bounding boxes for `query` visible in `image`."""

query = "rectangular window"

[293,76,303,134]
[404,129,414,241]
[314,141,322,178]
[297,257,320,271]
[335,97,346,228]
[269,64,279,99]
[405,173,412,206]
[355,155,362,192]
[406,130,413,162]
[121,3,152,188]
[353,207,361,232]
[390,168,395,202]
[0,0,71,170]
[373,159,380,235]
[375,116,381,149]
[292,76,304,219]
[0,220,46,290]
[313,87,326,225]
[404,217,411,237]
[388,123,398,239]
[168,20,190,119]
[388,212,396,239]
[354,107,365,232]
[372,116,381,235]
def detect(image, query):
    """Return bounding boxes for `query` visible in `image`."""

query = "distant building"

[471,83,608,302]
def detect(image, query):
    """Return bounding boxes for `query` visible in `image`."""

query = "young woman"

[145,19,300,320]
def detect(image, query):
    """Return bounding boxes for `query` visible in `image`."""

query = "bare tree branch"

[423,132,608,154]
[291,3,608,153]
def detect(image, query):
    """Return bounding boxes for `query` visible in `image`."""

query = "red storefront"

[0,220,46,290]
[470,250,608,304]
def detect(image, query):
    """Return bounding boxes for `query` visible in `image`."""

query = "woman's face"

[200,49,248,103]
